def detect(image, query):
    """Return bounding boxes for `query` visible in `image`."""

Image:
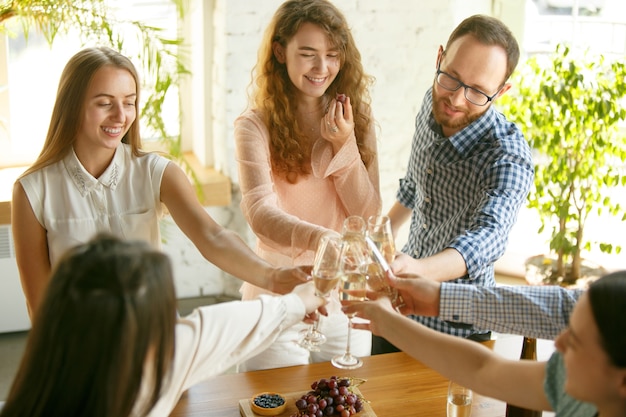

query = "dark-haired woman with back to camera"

[0,234,326,417]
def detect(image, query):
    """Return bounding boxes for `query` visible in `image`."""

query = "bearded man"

[375,14,535,353]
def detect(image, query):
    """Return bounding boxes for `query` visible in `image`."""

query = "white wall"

[166,0,528,299]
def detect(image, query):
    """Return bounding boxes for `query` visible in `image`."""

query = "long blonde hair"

[250,0,375,180]
[20,47,142,178]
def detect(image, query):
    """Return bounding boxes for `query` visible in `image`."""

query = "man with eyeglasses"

[375,15,535,354]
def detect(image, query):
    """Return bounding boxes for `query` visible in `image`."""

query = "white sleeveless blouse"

[20,144,169,267]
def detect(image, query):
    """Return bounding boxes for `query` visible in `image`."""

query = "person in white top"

[11,46,310,319]
[0,234,327,417]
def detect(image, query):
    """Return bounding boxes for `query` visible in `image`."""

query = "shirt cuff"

[277,293,306,329]
[439,282,474,323]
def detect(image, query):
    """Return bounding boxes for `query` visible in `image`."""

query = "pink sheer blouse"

[235,109,381,298]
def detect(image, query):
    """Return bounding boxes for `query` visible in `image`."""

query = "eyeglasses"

[435,61,502,106]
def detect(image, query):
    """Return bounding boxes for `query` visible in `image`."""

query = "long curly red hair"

[248,0,376,181]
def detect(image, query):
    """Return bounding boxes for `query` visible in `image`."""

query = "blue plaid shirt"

[440,283,582,340]
[397,87,534,337]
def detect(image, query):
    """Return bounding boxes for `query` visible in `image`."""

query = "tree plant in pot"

[498,43,626,287]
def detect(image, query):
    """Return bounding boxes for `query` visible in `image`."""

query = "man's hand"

[388,272,441,317]
[390,253,422,275]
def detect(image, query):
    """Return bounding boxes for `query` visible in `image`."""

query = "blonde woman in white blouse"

[12,47,309,319]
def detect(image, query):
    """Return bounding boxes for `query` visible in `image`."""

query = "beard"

[431,85,486,133]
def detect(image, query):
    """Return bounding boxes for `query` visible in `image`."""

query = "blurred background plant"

[0,0,198,185]
[499,43,626,285]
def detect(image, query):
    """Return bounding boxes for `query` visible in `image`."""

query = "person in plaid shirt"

[376,15,534,353]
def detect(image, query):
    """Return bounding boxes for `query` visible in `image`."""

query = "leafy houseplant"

[498,44,626,285]
[0,0,198,182]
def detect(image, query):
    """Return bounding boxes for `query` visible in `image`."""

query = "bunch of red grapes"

[290,376,365,417]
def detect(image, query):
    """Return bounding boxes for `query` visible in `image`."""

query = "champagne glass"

[297,235,344,351]
[342,215,366,239]
[366,215,400,305]
[366,215,396,264]
[447,380,473,417]
[331,236,367,369]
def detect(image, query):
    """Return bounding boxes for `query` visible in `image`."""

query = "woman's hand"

[266,266,311,294]
[340,271,442,333]
[321,95,354,152]
[292,281,329,323]
[340,291,395,336]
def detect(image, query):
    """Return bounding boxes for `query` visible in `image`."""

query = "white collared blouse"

[19,144,169,267]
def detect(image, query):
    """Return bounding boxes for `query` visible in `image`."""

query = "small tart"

[250,392,286,416]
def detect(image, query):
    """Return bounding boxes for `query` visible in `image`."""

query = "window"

[1,31,82,167]
[0,0,229,209]
[495,0,626,278]
[524,0,626,58]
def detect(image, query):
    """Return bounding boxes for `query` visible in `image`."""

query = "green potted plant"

[0,0,197,181]
[498,43,626,286]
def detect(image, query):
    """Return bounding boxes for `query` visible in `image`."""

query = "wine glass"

[297,235,344,351]
[331,235,367,369]
[447,380,473,417]
[366,215,400,305]
[366,215,395,264]
[342,215,366,239]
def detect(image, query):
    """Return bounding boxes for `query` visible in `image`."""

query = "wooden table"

[169,335,555,417]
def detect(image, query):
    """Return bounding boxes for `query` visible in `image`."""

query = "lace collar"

[64,146,124,197]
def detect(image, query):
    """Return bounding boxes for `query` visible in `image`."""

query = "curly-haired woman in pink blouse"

[234,0,382,370]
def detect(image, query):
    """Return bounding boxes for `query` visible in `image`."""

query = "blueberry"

[254,393,285,408]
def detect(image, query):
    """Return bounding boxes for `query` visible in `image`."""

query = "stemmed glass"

[332,217,368,369]
[366,215,400,305]
[366,215,396,264]
[297,235,344,351]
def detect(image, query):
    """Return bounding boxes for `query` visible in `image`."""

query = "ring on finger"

[330,126,339,133]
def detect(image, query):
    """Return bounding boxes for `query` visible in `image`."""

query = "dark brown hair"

[587,270,626,368]
[0,234,177,417]
[446,14,520,82]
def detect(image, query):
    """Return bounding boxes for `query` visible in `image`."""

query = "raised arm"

[150,281,326,415]
[345,296,552,412]
[317,102,382,220]
[160,162,308,294]
[387,274,581,340]
[235,111,380,260]
[11,182,51,319]
[391,249,467,282]
[234,112,334,258]
[438,281,581,340]
[386,201,411,238]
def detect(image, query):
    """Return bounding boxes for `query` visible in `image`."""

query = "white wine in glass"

[297,235,343,352]
[332,237,367,370]
[366,215,396,264]
[365,226,401,307]
[313,272,341,296]
[338,272,367,315]
[447,381,473,417]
